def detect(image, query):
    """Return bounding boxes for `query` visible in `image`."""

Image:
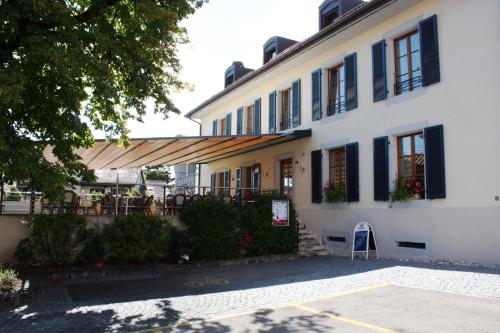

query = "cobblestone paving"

[1,256,500,332]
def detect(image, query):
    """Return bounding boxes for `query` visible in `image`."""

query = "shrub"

[130,188,141,196]
[15,214,92,266]
[14,238,35,268]
[6,187,22,201]
[240,194,298,256]
[181,197,240,260]
[77,229,105,264]
[104,215,174,263]
[0,266,18,291]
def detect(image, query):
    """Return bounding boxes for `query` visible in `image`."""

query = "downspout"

[187,115,202,193]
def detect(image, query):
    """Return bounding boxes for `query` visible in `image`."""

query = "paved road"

[1,256,500,332]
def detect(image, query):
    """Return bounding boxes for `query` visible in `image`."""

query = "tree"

[0,0,202,197]
[144,165,171,182]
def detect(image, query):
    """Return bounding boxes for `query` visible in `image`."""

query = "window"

[225,74,234,88]
[397,132,425,184]
[328,147,346,196]
[327,64,345,116]
[280,88,292,130]
[264,48,277,64]
[220,118,226,135]
[246,105,254,134]
[394,30,421,95]
[321,7,339,29]
[280,158,293,196]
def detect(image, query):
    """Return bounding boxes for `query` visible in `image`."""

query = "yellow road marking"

[130,284,391,333]
[293,303,397,333]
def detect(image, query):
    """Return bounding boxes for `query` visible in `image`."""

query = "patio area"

[0,186,283,216]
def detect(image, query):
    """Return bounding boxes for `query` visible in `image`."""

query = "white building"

[184,0,500,265]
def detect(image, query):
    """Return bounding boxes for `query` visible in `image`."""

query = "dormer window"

[264,48,278,64]
[321,6,339,29]
[225,74,235,88]
[318,0,363,30]
[263,36,297,65]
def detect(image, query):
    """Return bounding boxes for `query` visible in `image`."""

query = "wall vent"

[396,241,426,249]
[327,236,346,242]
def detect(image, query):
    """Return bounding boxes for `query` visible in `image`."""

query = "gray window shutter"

[254,98,261,135]
[345,142,359,202]
[372,40,387,102]
[424,124,446,199]
[225,113,231,135]
[373,136,389,201]
[212,120,218,136]
[237,107,243,135]
[344,53,358,111]
[292,79,301,127]
[268,91,276,133]
[312,69,322,120]
[311,150,323,203]
[419,15,440,86]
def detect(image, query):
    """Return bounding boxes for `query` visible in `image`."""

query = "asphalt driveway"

[1,256,500,332]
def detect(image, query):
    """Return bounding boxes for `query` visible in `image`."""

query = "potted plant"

[323,180,344,203]
[390,176,424,202]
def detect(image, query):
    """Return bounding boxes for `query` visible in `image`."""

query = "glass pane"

[410,32,420,52]
[398,55,408,76]
[397,38,407,57]
[400,136,412,156]
[415,134,424,154]
[411,51,421,71]
[399,157,413,178]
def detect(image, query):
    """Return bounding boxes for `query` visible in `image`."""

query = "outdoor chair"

[101,193,115,215]
[173,194,186,215]
[143,195,154,215]
[165,194,174,215]
[61,190,77,212]
[41,196,55,214]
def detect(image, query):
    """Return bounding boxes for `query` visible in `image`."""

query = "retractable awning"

[45,130,311,169]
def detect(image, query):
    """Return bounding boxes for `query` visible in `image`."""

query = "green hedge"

[15,195,298,267]
[15,214,93,266]
[181,197,240,260]
[15,214,174,267]
[104,215,174,263]
[240,195,298,256]
[180,194,298,260]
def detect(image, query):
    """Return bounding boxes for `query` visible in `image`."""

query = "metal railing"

[326,100,346,116]
[0,186,288,216]
[394,75,422,95]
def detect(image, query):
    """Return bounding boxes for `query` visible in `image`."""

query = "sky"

[123,0,323,139]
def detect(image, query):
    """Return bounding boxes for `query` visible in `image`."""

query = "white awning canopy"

[44,130,311,169]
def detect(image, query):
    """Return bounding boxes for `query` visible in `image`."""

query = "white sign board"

[351,221,379,260]
[272,200,289,227]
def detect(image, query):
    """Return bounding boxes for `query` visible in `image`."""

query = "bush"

[240,194,298,256]
[0,266,18,291]
[181,197,240,260]
[15,214,93,266]
[6,187,22,201]
[104,215,174,263]
[14,238,35,268]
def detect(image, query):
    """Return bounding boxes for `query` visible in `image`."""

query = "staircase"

[298,221,330,257]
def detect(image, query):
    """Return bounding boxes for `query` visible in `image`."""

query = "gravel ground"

[1,256,499,332]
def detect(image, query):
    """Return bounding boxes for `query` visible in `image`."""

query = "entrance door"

[280,158,293,196]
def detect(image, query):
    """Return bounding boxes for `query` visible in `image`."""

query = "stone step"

[299,244,326,252]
